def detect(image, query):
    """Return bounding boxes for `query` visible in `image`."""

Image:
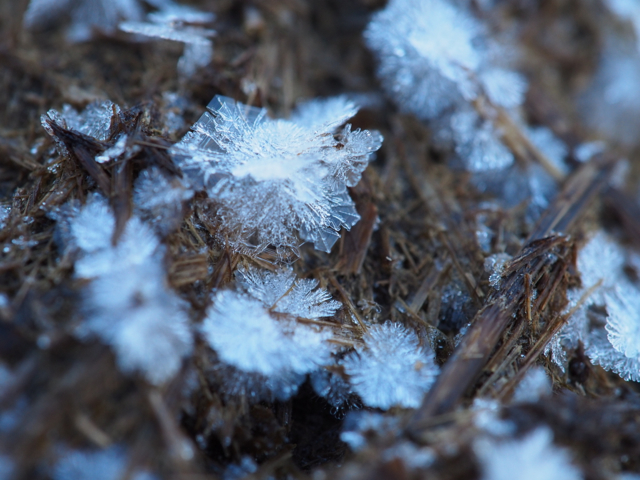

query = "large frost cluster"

[365,0,527,172]
[65,195,193,385]
[170,95,382,254]
[546,231,640,382]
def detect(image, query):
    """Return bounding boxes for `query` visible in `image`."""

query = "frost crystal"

[133,167,194,236]
[170,95,382,254]
[580,42,640,145]
[201,267,340,400]
[24,0,144,42]
[42,101,120,156]
[68,195,193,385]
[120,2,215,78]
[342,322,438,410]
[365,0,525,173]
[235,266,341,319]
[474,427,583,480]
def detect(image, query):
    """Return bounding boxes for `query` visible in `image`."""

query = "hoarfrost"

[235,266,341,319]
[340,411,400,451]
[484,253,512,288]
[201,267,340,400]
[67,195,193,385]
[310,369,353,408]
[474,427,583,480]
[545,231,640,381]
[42,101,120,157]
[365,0,525,173]
[170,95,382,254]
[342,322,438,410]
[133,167,193,236]
[364,0,481,120]
[53,445,158,480]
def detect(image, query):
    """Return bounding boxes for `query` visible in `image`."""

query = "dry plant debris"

[3,0,640,479]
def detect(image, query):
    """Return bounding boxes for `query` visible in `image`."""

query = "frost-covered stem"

[407,158,613,433]
[497,279,603,402]
[471,96,565,181]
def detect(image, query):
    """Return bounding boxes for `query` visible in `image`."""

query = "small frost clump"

[120,2,215,78]
[342,322,438,410]
[67,195,193,385]
[474,427,582,480]
[365,0,526,172]
[201,266,341,400]
[170,95,382,254]
[42,101,121,157]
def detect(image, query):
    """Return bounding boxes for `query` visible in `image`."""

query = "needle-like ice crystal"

[170,95,382,254]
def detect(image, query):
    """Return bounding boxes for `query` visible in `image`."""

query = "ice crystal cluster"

[474,427,583,480]
[119,1,215,78]
[170,95,382,254]
[201,267,439,407]
[202,266,340,400]
[365,0,526,172]
[42,101,121,158]
[546,231,640,381]
[342,322,438,409]
[66,195,193,385]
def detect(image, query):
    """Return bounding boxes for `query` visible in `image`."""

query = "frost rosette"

[170,95,382,254]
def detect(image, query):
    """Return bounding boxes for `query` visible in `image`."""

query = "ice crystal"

[120,2,215,79]
[201,267,340,400]
[474,427,583,480]
[580,42,640,145]
[67,195,193,385]
[170,95,382,254]
[133,167,193,236]
[24,0,144,42]
[42,101,119,150]
[342,322,438,410]
[365,0,526,173]
[235,266,341,319]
